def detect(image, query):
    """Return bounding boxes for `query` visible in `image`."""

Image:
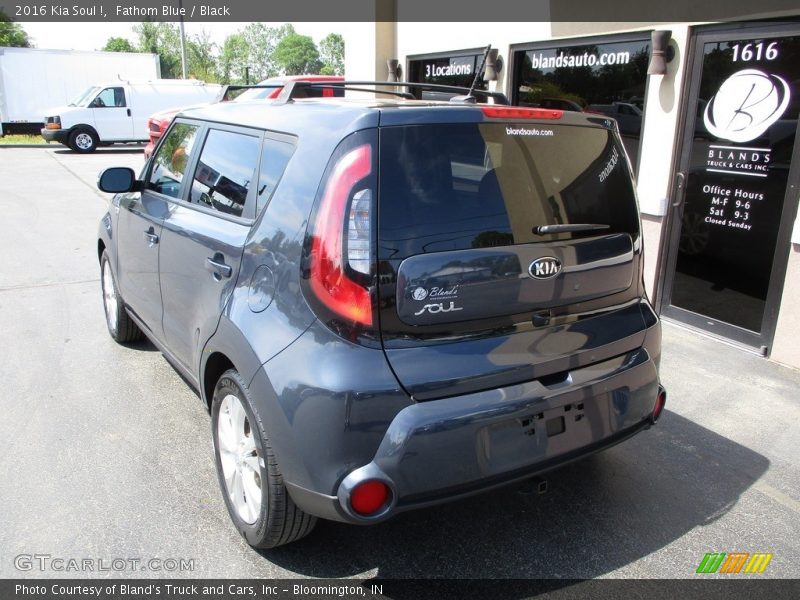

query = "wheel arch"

[200,316,263,408]
[97,211,115,266]
[203,352,235,409]
[70,123,99,139]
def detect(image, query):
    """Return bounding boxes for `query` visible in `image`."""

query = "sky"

[21,21,354,51]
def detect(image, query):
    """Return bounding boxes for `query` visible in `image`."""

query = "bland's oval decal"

[528,257,562,279]
[703,69,791,143]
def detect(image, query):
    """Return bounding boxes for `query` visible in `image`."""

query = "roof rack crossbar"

[274,80,509,105]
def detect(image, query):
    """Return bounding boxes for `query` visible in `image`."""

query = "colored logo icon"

[696,552,773,574]
[703,69,790,143]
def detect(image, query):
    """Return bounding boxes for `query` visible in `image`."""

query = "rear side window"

[190,129,260,218]
[256,138,295,214]
[147,123,200,198]
[378,123,639,259]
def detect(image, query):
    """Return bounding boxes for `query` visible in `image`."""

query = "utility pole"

[178,0,188,79]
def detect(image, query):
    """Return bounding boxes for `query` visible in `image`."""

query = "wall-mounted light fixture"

[485,48,504,81]
[387,59,402,82]
[647,30,675,75]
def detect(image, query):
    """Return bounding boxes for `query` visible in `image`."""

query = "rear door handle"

[143,230,159,246]
[206,256,232,280]
[127,108,131,117]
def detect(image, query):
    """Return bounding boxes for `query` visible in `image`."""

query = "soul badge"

[414,302,463,316]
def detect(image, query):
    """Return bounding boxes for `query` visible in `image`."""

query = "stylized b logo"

[704,69,790,143]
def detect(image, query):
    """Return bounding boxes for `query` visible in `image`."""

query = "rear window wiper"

[534,224,611,235]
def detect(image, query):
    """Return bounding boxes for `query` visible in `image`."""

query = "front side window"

[93,87,126,108]
[147,123,200,198]
[190,129,260,218]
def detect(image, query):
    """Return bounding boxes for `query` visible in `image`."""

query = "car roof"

[177,97,610,135]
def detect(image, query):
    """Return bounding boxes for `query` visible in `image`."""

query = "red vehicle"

[143,75,344,159]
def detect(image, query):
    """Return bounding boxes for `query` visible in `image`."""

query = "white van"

[41,80,222,152]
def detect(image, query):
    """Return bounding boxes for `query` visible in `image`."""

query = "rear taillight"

[481,106,564,120]
[652,387,667,423]
[307,138,375,327]
[347,189,371,275]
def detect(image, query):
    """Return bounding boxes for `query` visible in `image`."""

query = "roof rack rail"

[273,80,510,105]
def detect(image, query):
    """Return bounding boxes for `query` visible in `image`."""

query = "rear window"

[378,123,639,259]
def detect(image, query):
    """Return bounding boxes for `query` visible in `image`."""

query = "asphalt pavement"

[0,145,798,579]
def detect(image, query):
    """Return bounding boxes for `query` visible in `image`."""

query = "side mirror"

[97,167,137,193]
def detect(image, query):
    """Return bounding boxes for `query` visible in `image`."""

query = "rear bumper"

[286,341,663,524]
[41,128,69,144]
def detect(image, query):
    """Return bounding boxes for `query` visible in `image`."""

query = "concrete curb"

[0,144,51,148]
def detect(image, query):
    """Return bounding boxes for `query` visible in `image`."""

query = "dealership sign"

[694,36,798,238]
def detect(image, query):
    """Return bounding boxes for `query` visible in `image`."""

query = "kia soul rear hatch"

[377,115,647,399]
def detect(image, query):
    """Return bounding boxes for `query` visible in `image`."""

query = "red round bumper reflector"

[350,480,389,515]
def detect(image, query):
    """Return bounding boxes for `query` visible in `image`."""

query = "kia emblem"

[529,257,562,279]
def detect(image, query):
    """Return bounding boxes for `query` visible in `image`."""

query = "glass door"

[661,24,800,353]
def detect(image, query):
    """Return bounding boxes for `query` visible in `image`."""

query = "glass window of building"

[512,36,651,172]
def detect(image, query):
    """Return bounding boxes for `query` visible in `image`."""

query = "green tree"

[241,23,295,81]
[274,33,322,75]
[133,21,182,78]
[0,11,32,47]
[102,37,135,53]
[186,30,218,82]
[219,33,249,84]
[319,33,344,76]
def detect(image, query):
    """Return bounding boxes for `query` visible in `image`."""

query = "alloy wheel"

[217,394,262,524]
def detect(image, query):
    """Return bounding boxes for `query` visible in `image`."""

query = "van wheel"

[212,369,317,548]
[69,128,98,153]
[100,250,143,343]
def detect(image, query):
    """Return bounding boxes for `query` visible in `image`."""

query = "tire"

[100,250,143,343]
[212,369,316,548]
[69,127,98,153]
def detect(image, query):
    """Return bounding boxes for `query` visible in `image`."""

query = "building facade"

[344,18,800,369]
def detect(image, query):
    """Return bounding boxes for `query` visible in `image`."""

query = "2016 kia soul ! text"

[96,82,665,548]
